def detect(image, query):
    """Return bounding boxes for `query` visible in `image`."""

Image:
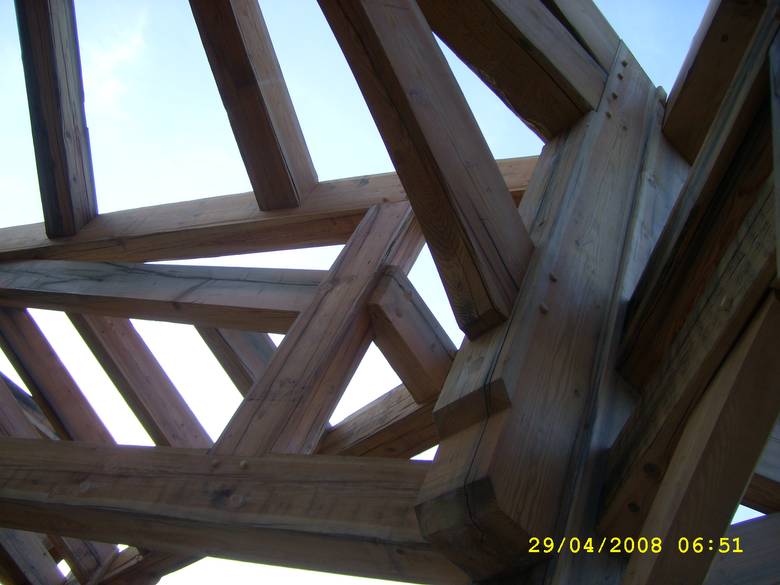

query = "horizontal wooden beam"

[0,157,536,264]
[369,268,455,403]
[620,3,778,387]
[705,514,780,585]
[196,327,276,395]
[15,0,97,238]
[69,314,212,448]
[419,0,607,139]
[0,439,467,584]
[0,261,324,333]
[623,294,780,585]
[190,0,316,210]
[664,0,766,164]
[319,0,534,339]
[317,385,437,458]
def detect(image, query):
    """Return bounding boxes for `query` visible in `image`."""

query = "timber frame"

[0,1,778,584]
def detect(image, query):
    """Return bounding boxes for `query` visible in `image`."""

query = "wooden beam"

[0,439,468,585]
[15,0,97,238]
[1,373,59,440]
[0,307,112,443]
[0,261,324,333]
[620,3,778,388]
[0,368,115,584]
[418,0,607,140]
[189,0,316,210]
[415,45,658,580]
[705,514,780,585]
[664,0,766,164]
[69,314,212,448]
[0,530,62,585]
[0,156,535,264]
[214,202,413,456]
[196,327,275,395]
[319,0,533,339]
[744,421,780,512]
[540,0,620,71]
[317,384,438,458]
[602,175,776,538]
[369,267,455,403]
[771,26,780,285]
[622,294,780,585]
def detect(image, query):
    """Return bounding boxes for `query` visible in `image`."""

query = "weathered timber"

[622,294,780,585]
[0,366,115,583]
[704,514,780,585]
[0,261,323,333]
[196,327,276,395]
[0,439,468,585]
[418,0,606,140]
[69,314,212,448]
[771,28,780,285]
[317,385,438,458]
[0,530,62,585]
[0,157,535,264]
[541,0,620,71]
[369,268,455,404]
[0,308,112,443]
[602,177,777,538]
[415,45,658,580]
[15,0,97,238]
[620,4,778,387]
[319,0,534,339]
[1,374,58,440]
[189,0,316,210]
[214,203,414,456]
[664,0,766,164]
[744,420,780,512]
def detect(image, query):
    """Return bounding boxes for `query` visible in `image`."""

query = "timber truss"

[0,0,779,584]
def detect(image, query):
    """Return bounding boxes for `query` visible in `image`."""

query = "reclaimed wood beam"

[69,314,212,448]
[189,0,316,210]
[602,159,777,538]
[0,261,324,333]
[418,0,607,140]
[664,0,766,164]
[0,530,62,585]
[622,294,780,585]
[319,0,533,339]
[15,0,97,238]
[705,514,780,585]
[317,384,438,458]
[771,27,780,285]
[620,3,778,388]
[214,202,414,456]
[415,45,658,580]
[369,268,455,404]
[196,327,276,395]
[0,156,535,263]
[0,439,468,585]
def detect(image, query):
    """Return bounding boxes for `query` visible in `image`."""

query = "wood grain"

[319,0,534,338]
[14,0,96,238]
[189,0,316,209]
[0,261,324,333]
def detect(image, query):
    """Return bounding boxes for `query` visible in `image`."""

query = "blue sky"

[0,0,762,583]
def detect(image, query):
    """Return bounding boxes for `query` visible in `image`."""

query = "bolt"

[539,303,550,315]
[611,91,619,100]
[617,72,624,80]
[548,272,558,282]
[621,59,628,67]
[239,460,248,470]
[606,111,612,118]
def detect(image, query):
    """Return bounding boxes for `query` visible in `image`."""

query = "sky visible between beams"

[0,0,763,583]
